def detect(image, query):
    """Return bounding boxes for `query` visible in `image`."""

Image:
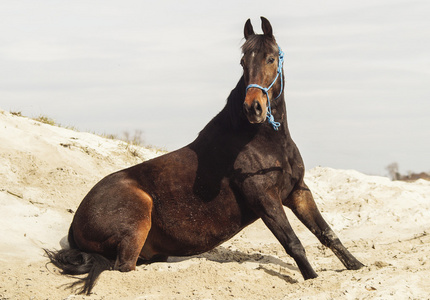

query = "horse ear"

[261,16,273,38]
[244,19,255,40]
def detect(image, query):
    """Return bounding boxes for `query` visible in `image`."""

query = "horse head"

[241,17,284,130]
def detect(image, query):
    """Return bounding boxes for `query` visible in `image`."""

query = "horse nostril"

[243,100,263,117]
[243,98,266,123]
[253,100,262,116]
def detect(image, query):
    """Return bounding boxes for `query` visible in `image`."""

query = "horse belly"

[147,181,255,257]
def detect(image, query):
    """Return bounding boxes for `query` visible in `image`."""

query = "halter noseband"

[245,46,284,131]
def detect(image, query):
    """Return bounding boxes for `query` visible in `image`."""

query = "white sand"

[1,109,429,299]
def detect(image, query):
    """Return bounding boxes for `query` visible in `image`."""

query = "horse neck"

[194,75,291,146]
[219,76,251,132]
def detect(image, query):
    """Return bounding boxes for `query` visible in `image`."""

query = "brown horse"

[45,17,363,294]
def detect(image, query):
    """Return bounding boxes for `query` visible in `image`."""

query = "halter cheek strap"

[245,46,285,131]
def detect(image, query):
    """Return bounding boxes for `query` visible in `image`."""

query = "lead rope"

[246,46,284,131]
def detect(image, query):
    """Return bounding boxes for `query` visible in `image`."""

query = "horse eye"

[267,57,275,64]
[240,58,245,67]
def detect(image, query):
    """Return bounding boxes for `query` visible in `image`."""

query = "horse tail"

[44,228,114,295]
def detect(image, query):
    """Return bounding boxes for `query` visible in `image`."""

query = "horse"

[45,17,363,295]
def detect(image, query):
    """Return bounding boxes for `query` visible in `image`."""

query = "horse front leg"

[247,190,318,280]
[285,184,364,270]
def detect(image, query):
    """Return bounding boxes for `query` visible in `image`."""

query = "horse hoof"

[347,260,365,270]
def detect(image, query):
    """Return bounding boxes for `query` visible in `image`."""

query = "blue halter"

[245,46,284,131]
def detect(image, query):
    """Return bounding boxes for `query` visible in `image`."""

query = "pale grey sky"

[1,0,429,175]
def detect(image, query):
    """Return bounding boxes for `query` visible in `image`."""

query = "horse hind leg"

[285,185,364,270]
[114,189,153,272]
[114,230,147,272]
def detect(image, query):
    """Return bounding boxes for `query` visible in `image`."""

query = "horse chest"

[232,139,303,201]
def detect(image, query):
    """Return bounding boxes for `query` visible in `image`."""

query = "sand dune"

[1,109,429,299]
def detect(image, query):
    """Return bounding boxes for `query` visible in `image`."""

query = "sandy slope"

[1,109,429,299]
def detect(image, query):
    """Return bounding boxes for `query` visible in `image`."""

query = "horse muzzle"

[243,90,267,124]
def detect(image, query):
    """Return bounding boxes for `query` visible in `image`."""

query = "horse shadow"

[167,245,299,284]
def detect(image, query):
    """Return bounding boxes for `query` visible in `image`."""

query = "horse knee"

[285,240,307,259]
[319,228,341,247]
